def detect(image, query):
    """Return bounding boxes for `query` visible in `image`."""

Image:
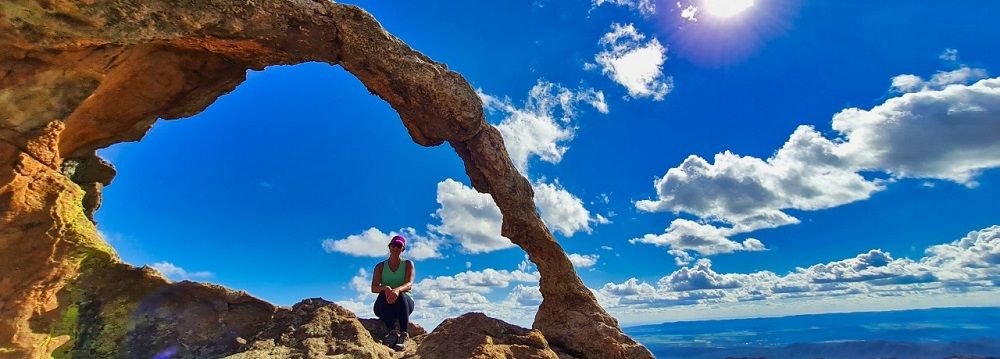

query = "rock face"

[416,313,560,359]
[224,298,395,359]
[0,1,653,358]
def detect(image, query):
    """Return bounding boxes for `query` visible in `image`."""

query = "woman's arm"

[370,262,390,293]
[393,261,415,293]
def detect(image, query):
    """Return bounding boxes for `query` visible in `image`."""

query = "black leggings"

[373,292,414,333]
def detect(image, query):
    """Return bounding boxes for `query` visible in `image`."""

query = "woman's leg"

[396,294,415,333]
[373,292,395,332]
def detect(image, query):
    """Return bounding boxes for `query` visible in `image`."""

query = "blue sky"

[96,0,1000,327]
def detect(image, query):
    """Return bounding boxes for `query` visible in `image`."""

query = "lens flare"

[703,0,756,18]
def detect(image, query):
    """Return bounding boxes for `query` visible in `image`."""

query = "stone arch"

[0,1,652,358]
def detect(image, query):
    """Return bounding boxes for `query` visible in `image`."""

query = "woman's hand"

[387,288,400,304]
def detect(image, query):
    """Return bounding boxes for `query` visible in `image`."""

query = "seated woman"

[370,235,415,351]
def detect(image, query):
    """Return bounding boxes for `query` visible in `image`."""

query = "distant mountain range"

[624,306,1000,359]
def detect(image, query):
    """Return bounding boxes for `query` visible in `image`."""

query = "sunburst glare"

[704,0,756,18]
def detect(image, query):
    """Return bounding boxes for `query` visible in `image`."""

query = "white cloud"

[348,268,377,302]
[601,277,656,297]
[415,267,539,294]
[675,1,699,21]
[429,177,607,253]
[890,66,988,93]
[836,77,1000,185]
[533,180,593,237]
[321,227,444,260]
[667,249,694,266]
[940,48,959,62]
[636,125,877,230]
[658,259,742,291]
[430,179,513,254]
[601,225,1000,312]
[593,23,672,100]
[592,0,656,15]
[505,284,543,306]
[680,5,698,21]
[351,224,1000,329]
[480,81,608,176]
[150,262,212,281]
[568,253,600,268]
[923,225,1000,281]
[637,75,1000,254]
[890,74,925,93]
[630,219,768,258]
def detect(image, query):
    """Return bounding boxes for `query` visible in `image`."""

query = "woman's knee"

[398,295,414,315]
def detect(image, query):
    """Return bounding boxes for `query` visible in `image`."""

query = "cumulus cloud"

[940,48,959,62]
[891,66,988,93]
[428,177,606,253]
[347,268,377,302]
[568,253,600,268]
[533,180,593,236]
[349,224,1000,328]
[322,227,444,260]
[679,3,699,21]
[430,179,512,254]
[657,259,743,291]
[601,225,1000,309]
[416,267,538,294]
[480,81,608,176]
[593,23,672,100]
[834,77,1000,184]
[591,0,656,15]
[637,75,1000,256]
[667,249,694,266]
[602,277,656,297]
[636,125,880,223]
[631,219,767,259]
[923,226,1000,280]
[150,262,212,281]
[506,284,543,306]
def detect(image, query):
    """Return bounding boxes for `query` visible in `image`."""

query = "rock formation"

[415,313,560,359]
[224,298,398,359]
[0,1,654,358]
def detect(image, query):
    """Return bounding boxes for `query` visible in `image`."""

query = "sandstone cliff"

[0,1,653,358]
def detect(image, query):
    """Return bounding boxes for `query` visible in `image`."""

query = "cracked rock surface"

[0,1,653,358]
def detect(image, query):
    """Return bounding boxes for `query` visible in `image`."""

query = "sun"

[703,0,756,18]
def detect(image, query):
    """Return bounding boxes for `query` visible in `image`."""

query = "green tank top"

[380,259,409,289]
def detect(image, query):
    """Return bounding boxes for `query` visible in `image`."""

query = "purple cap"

[389,235,406,248]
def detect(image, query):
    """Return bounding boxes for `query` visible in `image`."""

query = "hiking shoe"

[382,330,399,347]
[393,331,409,351]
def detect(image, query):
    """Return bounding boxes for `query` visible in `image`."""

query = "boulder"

[224,298,394,359]
[416,313,559,359]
